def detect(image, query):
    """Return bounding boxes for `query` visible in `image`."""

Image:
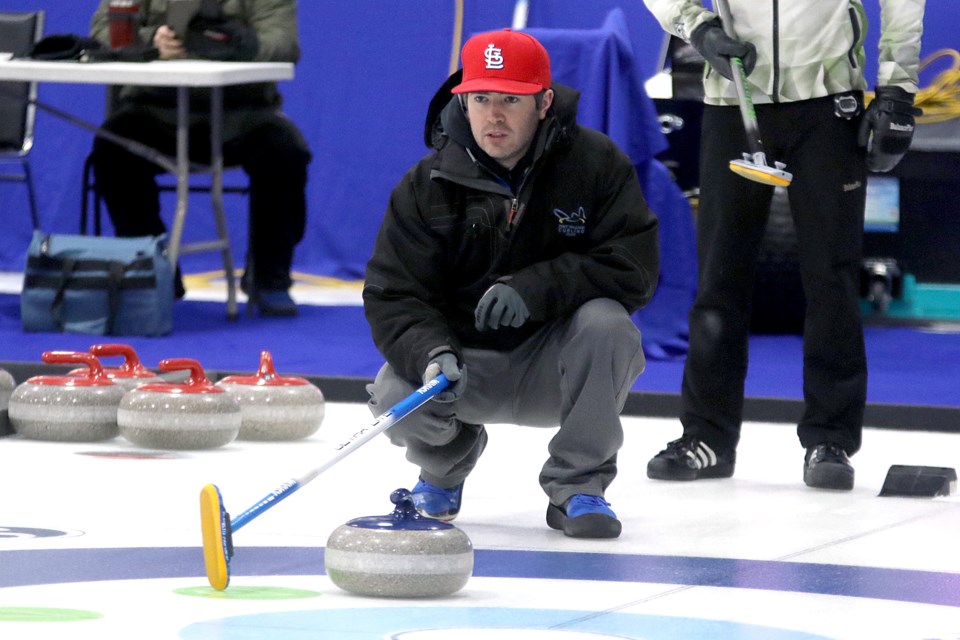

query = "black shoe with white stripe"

[647,435,735,480]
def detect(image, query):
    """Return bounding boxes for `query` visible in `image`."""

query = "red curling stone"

[216,350,325,441]
[118,358,240,450]
[9,351,123,442]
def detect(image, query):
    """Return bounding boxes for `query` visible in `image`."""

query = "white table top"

[0,58,294,86]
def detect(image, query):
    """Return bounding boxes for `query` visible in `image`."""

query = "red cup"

[108,0,140,49]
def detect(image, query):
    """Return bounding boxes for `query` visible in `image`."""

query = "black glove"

[185,18,258,61]
[423,352,466,402]
[474,283,529,331]
[690,18,756,81]
[29,34,103,61]
[858,86,922,173]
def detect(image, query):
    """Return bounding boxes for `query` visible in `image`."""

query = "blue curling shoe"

[411,478,463,521]
[546,494,621,539]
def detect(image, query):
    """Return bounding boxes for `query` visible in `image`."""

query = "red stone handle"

[89,343,143,372]
[158,358,216,390]
[256,350,277,380]
[42,350,106,381]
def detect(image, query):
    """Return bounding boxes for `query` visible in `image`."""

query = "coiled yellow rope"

[914,49,960,123]
[865,49,960,123]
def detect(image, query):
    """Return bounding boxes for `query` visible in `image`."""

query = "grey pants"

[366,298,645,507]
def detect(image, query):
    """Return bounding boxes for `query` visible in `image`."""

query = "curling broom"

[715,0,793,187]
[200,373,450,590]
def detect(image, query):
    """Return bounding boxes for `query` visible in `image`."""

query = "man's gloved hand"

[858,86,922,173]
[423,352,466,402]
[474,283,529,331]
[185,18,259,61]
[690,18,757,81]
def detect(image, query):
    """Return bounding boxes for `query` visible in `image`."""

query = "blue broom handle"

[230,373,450,532]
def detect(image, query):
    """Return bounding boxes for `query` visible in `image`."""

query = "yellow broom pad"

[200,484,231,591]
[729,160,793,187]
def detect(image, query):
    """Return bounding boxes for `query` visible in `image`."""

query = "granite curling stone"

[70,343,163,391]
[8,351,123,442]
[325,488,474,598]
[118,358,240,450]
[216,350,325,441]
[1,367,18,436]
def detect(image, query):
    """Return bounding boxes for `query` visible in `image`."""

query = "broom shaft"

[229,373,450,532]
[714,0,765,156]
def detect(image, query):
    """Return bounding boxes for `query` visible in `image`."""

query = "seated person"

[89,0,312,316]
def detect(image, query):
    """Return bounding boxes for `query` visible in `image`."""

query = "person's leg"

[366,364,488,489]
[509,298,642,538]
[366,363,487,521]
[91,106,172,238]
[508,299,644,505]
[650,105,774,480]
[91,105,192,297]
[775,96,866,488]
[229,111,311,297]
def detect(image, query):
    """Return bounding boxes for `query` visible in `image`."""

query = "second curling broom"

[714,0,792,187]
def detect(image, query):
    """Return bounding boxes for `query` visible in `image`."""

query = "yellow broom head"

[729,158,793,187]
[200,484,231,591]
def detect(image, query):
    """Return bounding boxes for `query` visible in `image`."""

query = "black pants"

[682,96,867,455]
[91,103,312,290]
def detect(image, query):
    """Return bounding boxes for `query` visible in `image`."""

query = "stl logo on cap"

[452,28,551,96]
[484,43,505,70]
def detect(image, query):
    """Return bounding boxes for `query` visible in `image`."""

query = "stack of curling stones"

[325,488,474,598]
[118,358,241,450]
[8,351,124,442]
[6,347,320,450]
[216,350,325,441]
[70,343,163,390]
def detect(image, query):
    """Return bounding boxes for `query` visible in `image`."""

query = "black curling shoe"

[647,435,736,480]
[804,443,855,490]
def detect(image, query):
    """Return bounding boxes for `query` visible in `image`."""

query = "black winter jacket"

[363,81,660,386]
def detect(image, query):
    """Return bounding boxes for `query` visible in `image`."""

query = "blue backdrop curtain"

[1,0,953,359]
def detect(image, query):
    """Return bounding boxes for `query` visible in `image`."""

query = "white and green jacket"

[642,0,925,105]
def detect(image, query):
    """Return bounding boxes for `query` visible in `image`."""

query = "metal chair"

[0,10,44,230]
[80,150,250,236]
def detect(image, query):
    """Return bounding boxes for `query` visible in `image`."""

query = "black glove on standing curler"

[690,18,756,81]
[858,86,922,173]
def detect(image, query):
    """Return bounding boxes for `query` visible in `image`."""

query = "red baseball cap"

[452,29,551,95]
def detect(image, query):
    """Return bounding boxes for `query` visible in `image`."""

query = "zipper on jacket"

[846,7,862,68]
[508,165,535,228]
[771,0,781,103]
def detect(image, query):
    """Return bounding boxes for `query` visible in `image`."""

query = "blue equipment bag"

[21,231,174,336]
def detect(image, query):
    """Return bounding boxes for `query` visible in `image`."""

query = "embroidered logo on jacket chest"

[554,206,587,237]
